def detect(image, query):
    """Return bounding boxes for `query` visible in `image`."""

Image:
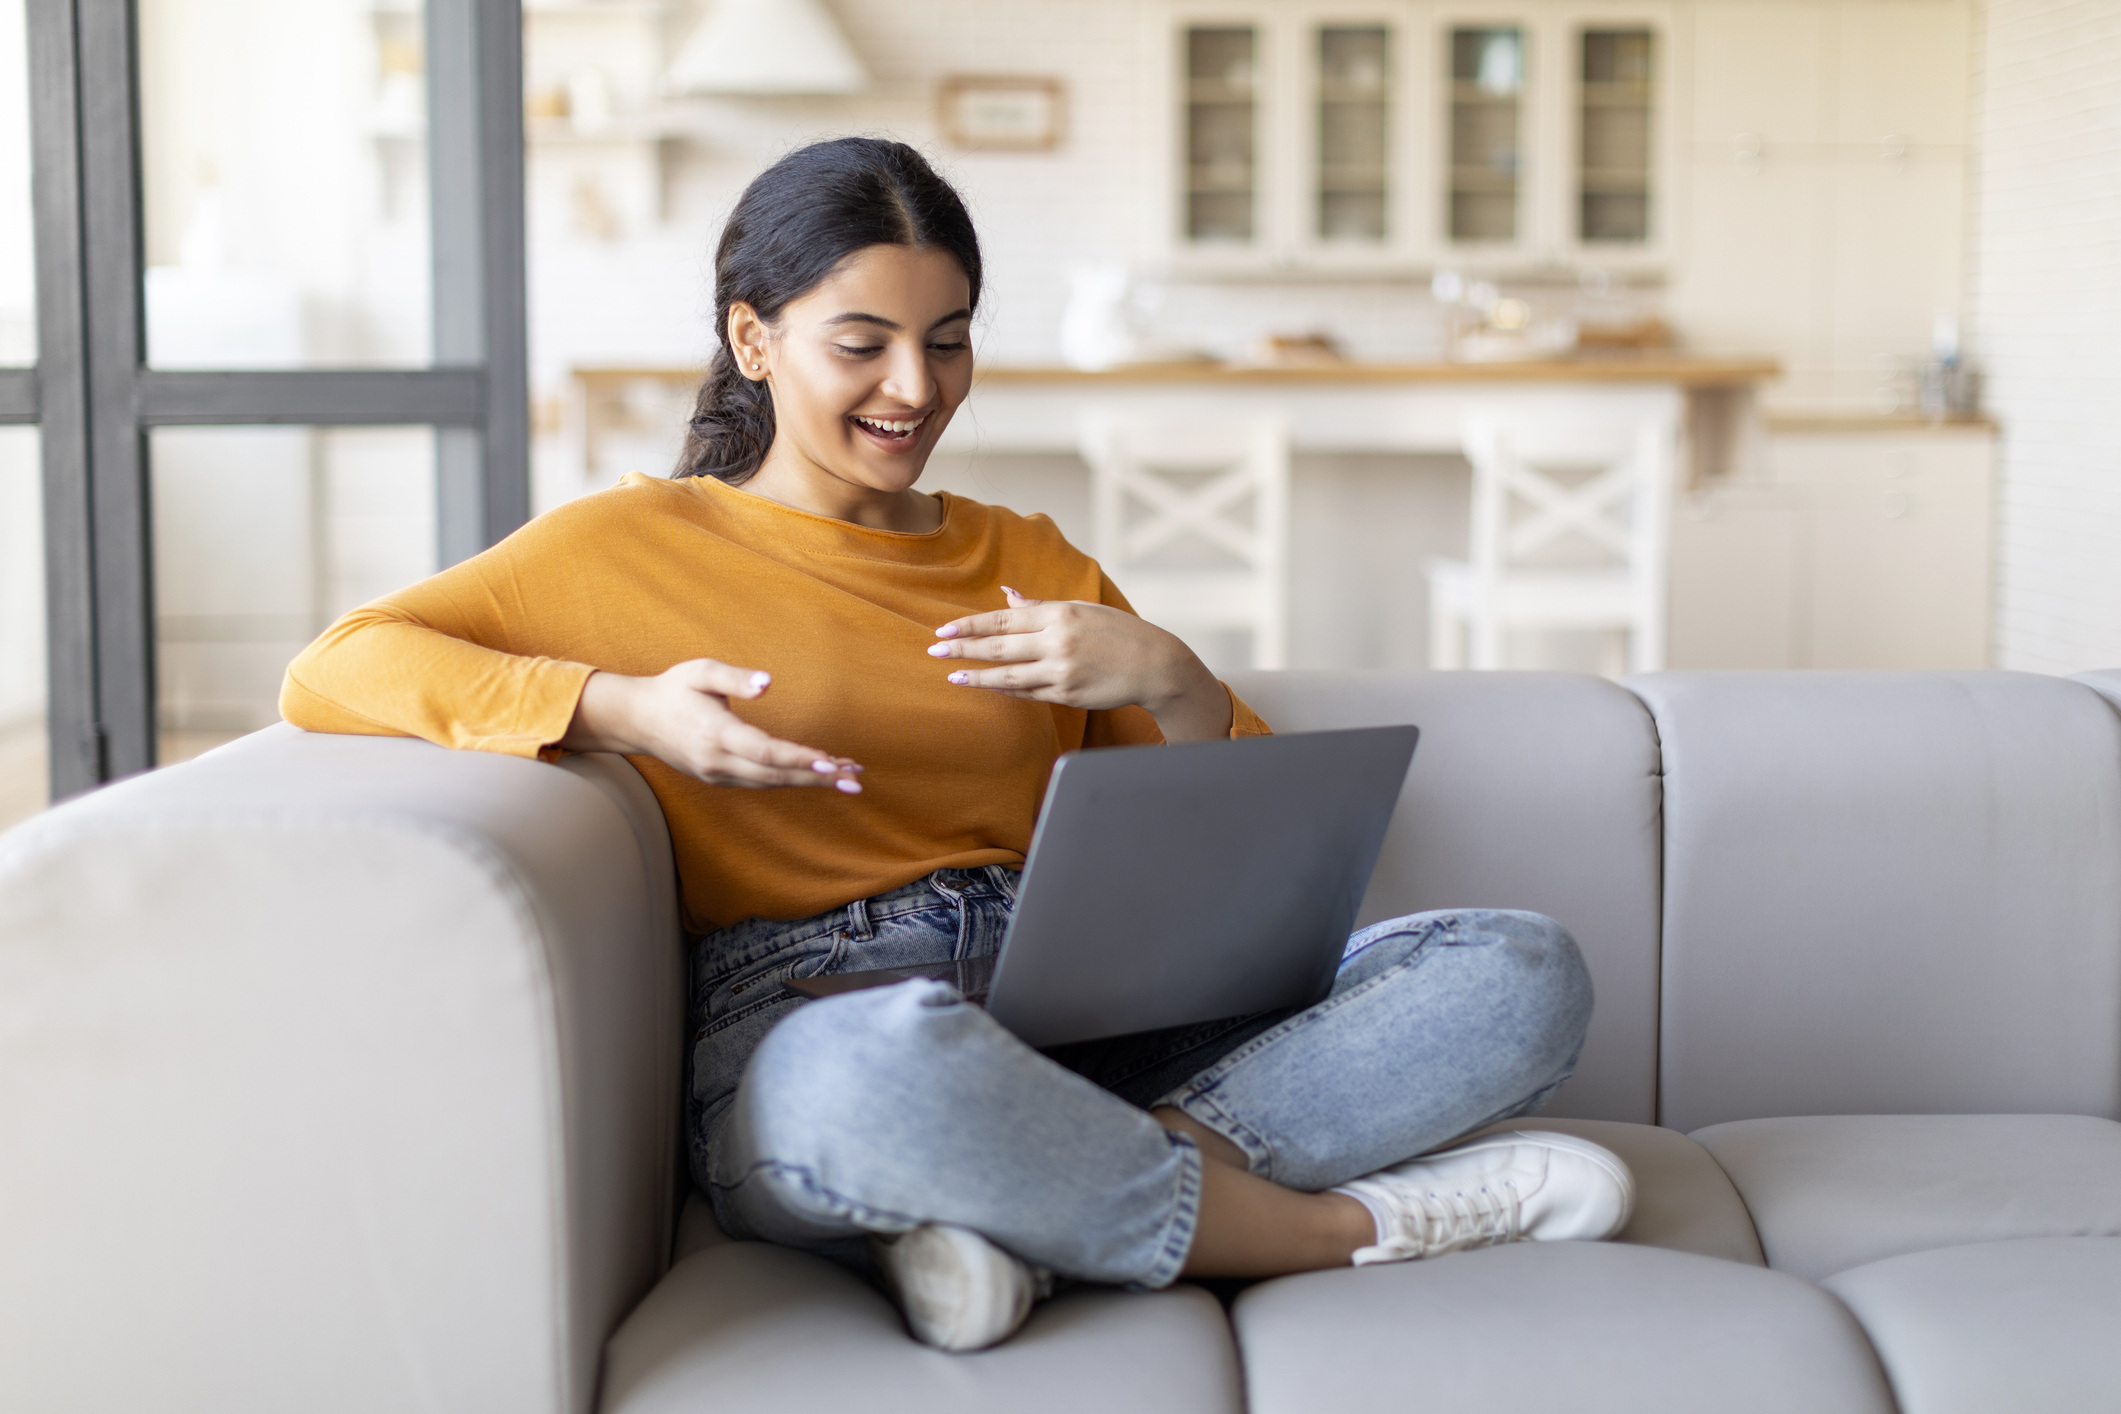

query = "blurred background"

[3,0,2116,831]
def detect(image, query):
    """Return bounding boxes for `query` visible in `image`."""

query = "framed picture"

[937,75,1066,152]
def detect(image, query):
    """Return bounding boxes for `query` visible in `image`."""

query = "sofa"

[5,667,2121,1413]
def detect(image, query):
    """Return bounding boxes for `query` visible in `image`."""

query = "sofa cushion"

[1468,1118,1765,1264]
[1232,1241,1894,1414]
[600,1242,1243,1414]
[1690,1114,2121,1280]
[1626,671,2121,1131]
[1822,1238,2121,1414]
[1225,671,1662,1124]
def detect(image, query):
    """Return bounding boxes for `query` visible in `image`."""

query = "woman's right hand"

[560,660,862,792]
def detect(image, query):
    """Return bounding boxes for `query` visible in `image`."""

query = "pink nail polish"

[835,778,862,794]
[927,643,952,657]
[948,671,970,685]
[935,624,959,639]
[749,671,771,691]
[811,760,836,774]
[1000,586,1020,599]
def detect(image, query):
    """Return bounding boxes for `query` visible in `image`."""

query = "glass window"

[150,427,436,761]
[0,0,34,362]
[136,0,432,368]
[0,426,43,828]
[1447,26,1524,244]
[1579,29,1654,244]
[1184,27,1258,244]
[1317,26,1390,244]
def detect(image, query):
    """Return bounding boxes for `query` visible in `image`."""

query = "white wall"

[1972,0,2121,674]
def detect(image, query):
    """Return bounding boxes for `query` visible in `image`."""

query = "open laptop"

[782,725,1419,1048]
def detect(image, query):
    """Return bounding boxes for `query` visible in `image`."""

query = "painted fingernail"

[749,671,771,691]
[835,778,862,794]
[838,759,865,773]
[811,759,837,774]
[935,624,959,639]
[927,642,953,657]
[1001,586,1021,598]
[948,671,970,685]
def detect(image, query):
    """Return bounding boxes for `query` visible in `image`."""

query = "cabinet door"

[1548,2,1675,270]
[1294,13,1406,267]
[1434,7,1538,262]
[1668,485,1803,669]
[1177,19,1268,254]
[1771,433,1994,670]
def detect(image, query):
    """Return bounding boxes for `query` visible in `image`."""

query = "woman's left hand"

[928,587,1235,742]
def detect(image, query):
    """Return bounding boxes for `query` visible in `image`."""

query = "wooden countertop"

[972,355,1781,388]
[1764,412,1996,434]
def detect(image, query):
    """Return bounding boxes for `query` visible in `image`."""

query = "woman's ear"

[727,302,771,382]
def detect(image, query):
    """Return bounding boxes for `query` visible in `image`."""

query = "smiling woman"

[279,135,1614,1358]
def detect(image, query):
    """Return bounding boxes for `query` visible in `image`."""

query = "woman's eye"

[928,341,968,354]
[833,344,884,357]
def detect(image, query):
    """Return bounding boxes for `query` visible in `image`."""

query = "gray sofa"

[5,668,2121,1413]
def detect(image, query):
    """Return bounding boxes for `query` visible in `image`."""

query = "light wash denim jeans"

[689,865,1591,1290]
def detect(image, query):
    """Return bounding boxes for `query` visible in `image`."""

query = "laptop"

[782,725,1419,1048]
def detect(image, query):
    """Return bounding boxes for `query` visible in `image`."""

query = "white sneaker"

[869,1224,1055,1352]
[1332,1129,1635,1265]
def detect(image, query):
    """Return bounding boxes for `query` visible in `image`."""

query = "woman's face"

[733,243,974,499]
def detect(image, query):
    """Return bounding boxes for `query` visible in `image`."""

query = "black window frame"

[12,0,528,800]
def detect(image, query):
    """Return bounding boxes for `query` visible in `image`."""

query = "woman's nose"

[880,341,936,408]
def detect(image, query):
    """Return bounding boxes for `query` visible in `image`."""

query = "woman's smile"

[849,409,931,450]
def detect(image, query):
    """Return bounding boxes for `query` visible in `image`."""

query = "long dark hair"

[674,138,983,484]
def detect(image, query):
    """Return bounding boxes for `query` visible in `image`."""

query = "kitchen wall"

[1971,0,2121,675]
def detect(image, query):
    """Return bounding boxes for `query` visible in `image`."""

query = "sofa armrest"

[0,725,684,1414]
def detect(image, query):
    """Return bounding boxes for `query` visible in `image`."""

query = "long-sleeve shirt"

[281,471,1272,929]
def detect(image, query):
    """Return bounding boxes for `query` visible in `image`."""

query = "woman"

[283,137,1632,1352]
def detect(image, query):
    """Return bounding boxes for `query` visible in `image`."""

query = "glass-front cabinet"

[1577,26,1655,245]
[1161,3,1670,273]
[1315,25,1393,244]
[1445,24,1525,245]
[1182,26,1261,244]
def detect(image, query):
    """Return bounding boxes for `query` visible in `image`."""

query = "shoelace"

[1377,1179,1523,1259]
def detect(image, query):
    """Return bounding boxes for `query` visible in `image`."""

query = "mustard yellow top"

[281,472,1272,929]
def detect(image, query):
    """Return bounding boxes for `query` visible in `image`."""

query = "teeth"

[854,414,925,434]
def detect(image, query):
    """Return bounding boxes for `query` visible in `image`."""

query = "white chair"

[1079,412,1291,671]
[1428,399,1680,674]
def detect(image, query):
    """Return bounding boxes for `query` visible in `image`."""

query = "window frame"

[18,0,529,799]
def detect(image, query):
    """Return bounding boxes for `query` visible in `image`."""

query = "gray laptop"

[783,726,1419,1048]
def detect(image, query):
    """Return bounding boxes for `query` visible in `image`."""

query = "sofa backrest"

[1225,671,1664,1124]
[1628,671,2121,1132]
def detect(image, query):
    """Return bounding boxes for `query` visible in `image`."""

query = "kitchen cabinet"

[1668,423,1994,669]
[1156,1,1674,274]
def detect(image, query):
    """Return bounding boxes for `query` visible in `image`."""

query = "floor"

[0,719,252,834]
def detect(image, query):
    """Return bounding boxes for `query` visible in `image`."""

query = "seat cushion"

[1822,1238,2121,1414]
[1467,1118,1764,1264]
[1224,670,1662,1123]
[599,1242,1242,1414]
[1690,1114,2121,1279]
[1626,670,2121,1131]
[1232,1241,1895,1414]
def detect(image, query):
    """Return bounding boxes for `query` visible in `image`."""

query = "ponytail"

[675,346,777,482]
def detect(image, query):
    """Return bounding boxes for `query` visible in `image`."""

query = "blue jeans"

[689,866,1591,1289]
